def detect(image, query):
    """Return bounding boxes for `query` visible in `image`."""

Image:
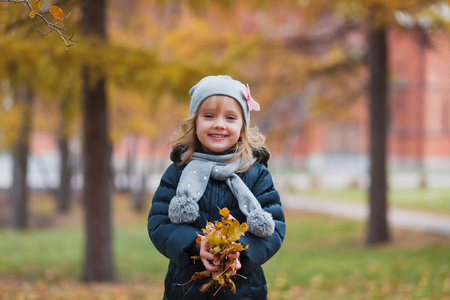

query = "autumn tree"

[79,0,115,282]
[1,4,41,228]
[56,96,76,212]
[366,8,390,244]
[1,0,76,226]
[10,85,33,228]
[296,0,450,244]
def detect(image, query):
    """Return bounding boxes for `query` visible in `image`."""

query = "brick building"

[275,28,450,188]
[389,29,450,170]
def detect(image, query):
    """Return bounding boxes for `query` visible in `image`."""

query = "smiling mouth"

[209,134,227,138]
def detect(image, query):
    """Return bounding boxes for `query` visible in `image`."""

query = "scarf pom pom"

[247,208,275,237]
[169,196,199,224]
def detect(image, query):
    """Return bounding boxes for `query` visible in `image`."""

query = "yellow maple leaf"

[225,218,248,242]
[206,230,226,248]
[233,243,249,252]
[195,232,207,243]
[29,0,41,19]
[218,207,230,218]
[49,6,64,21]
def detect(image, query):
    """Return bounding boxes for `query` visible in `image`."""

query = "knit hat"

[189,75,260,127]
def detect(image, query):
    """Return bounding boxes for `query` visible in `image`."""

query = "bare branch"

[0,0,31,9]
[2,0,77,51]
[33,9,78,51]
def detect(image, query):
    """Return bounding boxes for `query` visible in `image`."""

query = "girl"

[148,75,286,300]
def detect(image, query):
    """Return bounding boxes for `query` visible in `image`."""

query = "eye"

[203,113,214,119]
[226,115,236,121]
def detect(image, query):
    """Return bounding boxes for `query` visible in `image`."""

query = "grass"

[301,187,450,215]
[0,195,449,299]
[264,212,450,299]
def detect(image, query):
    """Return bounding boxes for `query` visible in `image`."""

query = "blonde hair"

[170,96,268,172]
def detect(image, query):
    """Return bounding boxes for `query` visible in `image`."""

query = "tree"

[1,0,75,227]
[10,85,33,228]
[56,96,74,213]
[80,0,114,282]
[298,0,450,245]
[366,12,389,244]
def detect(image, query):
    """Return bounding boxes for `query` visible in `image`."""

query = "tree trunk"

[57,97,72,213]
[125,135,138,192]
[10,86,33,229]
[366,24,390,245]
[132,170,147,212]
[57,134,72,213]
[81,0,115,282]
[415,32,427,188]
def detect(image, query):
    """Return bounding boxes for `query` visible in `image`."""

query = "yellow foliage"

[2,0,309,148]
[6,0,416,150]
[0,104,27,149]
[159,18,232,60]
[302,0,450,27]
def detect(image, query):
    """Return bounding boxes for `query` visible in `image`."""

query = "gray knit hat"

[189,75,260,127]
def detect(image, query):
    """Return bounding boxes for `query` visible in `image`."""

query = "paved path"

[281,193,450,237]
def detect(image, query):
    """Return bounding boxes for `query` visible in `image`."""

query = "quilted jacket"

[147,149,286,300]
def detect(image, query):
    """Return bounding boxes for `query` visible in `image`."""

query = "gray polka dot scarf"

[168,152,275,237]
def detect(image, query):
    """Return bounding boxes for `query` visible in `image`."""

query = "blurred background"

[1,0,449,299]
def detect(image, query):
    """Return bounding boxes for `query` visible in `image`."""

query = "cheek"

[194,120,202,134]
[237,123,244,135]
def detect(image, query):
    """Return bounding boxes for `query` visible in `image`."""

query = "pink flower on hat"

[242,84,260,111]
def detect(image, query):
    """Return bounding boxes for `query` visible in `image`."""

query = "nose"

[213,119,225,129]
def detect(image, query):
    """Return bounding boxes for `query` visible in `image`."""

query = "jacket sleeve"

[147,163,202,268]
[238,164,286,276]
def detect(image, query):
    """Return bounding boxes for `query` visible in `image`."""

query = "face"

[195,96,244,154]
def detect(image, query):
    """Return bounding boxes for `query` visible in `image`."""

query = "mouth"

[208,134,228,139]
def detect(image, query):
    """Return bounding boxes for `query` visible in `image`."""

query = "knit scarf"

[168,152,275,237]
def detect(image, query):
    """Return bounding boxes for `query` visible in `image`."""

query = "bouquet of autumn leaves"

[190,207,249,295]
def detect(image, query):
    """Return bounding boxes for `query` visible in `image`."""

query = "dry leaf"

[189,207,248,295]
[49,6,64,21]
[29,0,41,19]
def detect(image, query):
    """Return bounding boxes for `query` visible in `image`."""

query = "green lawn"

[264,214,450,299]
[301,187,450,215]
[0,200,449,299]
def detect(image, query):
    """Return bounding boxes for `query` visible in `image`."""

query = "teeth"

[210,134,225,138]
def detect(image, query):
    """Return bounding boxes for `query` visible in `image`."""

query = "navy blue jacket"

[148,150,286,300]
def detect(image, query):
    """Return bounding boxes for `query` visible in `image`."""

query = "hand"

[228,251,242,271]
[196,240,218,272]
